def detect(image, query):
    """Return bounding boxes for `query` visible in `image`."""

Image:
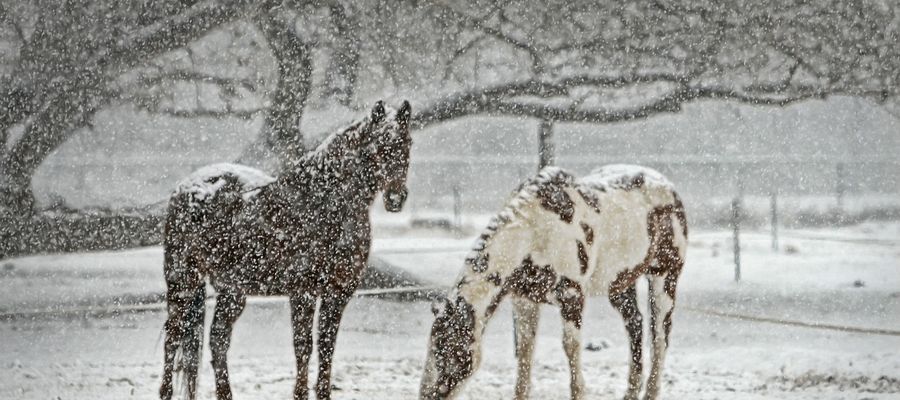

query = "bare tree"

[2,0,898,257]
[0,0,320,216]
[336,0,898,129]
[0,0,321,257]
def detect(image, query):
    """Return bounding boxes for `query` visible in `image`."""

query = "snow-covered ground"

[1,221,899,399]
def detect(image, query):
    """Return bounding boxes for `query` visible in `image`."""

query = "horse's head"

[366,100,412,212]
[420,296,479,400]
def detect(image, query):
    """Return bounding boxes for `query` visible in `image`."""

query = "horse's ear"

[397,100,411,126]
[371,100,386,123]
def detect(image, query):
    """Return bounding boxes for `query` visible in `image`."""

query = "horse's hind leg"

[290,293,316,400]
[610,284,643,400]
[645,270,681,400]
[315,291,353,400]
[210,291,247,400]
[512,297,540,400]
[160,252,202,400]
[160,289,186,400]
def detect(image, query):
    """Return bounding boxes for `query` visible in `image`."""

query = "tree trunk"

[0,1,262,258]
[324,1,360,108]
[250,10,313,170]
[0,0,257,215]
[0,70,105,214]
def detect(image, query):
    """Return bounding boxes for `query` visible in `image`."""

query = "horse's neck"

[331,155,379,208]
[274,155,378,218]
[455,220,534,325]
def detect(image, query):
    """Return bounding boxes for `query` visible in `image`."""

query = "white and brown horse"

[160,101,413,400]
[420,165,687,400]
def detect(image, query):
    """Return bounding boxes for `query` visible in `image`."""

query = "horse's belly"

[210,255,316,296]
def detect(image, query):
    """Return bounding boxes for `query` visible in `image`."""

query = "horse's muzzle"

[384,187,408,212]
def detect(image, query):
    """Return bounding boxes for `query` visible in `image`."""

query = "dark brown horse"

[159,101,412,400]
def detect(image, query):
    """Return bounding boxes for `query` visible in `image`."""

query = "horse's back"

[583,164,675,202]
[173,163,275,206]
[164,164,275,273]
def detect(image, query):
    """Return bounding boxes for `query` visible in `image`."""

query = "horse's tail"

[160,192,208,400]
[176,284,207,400]
[672,191,688,240]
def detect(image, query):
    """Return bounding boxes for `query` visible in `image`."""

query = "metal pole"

[538,118,554,170]
[452,184,462,232]
[732,197,742,282]
[770,191,778,252]
[836,162,845,210]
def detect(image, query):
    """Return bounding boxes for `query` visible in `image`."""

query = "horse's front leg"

[512,297,540,400]
[290,293,317,400]
[610,284,643,400]
[315,290,353,400]
[556,278,586,400]
[210,291,247,400]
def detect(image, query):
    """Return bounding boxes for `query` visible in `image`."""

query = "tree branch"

[105,0,261,73]
[413,74,889,129]
[137,106,264,120]
[137,69,259,93]
[437,4,544,74]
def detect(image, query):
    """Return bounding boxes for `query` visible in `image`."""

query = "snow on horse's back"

[172,163,276,208]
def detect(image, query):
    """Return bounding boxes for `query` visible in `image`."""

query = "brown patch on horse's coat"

[610,284,643,390]
[575,185,603,214]
[611,172,645,191]
[456,276,468,289]
[555,277,585,328]
[484,255,558,319]
[630,173,645,189]
[610,266,644,296]
[486,272,502,286]
[468,252,489,273]
[484,291,504,319]
[648,284,676,348]
[580,222,594,245]
[508,256,559,303]
[608,200,686,296]
[673,191,688,238]
[576,240,589,275]
[535,183,574,223]
[663,309,674,347]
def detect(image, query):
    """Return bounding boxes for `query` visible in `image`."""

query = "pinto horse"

[159,101,412,400]
[420,165,688,400]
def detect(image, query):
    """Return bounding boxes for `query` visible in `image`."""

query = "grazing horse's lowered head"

[421,294,480,400]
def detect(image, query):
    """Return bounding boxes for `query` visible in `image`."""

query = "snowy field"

[1,221,899,399]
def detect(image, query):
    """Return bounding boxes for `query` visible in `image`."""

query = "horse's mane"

[295,120,367,174]
[286,106,401,179]
[465,166,577,264]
